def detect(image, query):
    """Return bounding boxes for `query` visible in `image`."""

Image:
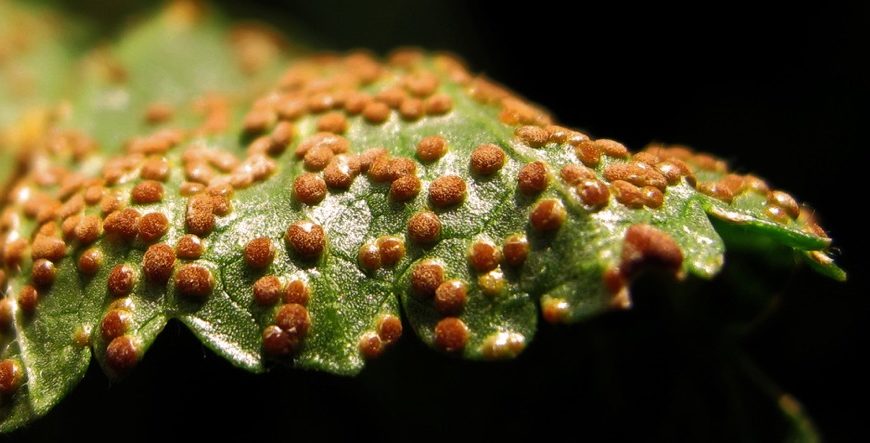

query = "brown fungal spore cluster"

[0,41,836,410]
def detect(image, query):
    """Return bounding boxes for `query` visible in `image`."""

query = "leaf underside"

[0,1,842,432]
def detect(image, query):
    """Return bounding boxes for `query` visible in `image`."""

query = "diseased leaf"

[0,1,843,433]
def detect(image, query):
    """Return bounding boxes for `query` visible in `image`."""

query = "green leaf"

[0,2,843,433]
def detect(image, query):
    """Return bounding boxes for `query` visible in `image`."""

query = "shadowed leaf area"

[0,0,842,435]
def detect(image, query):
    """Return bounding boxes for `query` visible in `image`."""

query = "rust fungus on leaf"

[262,325,294,356]
[621,224,684,277]
[530,199,566,232]
[428,175,466,207]
[470,144,506,175]
[253,275,283,306]
[100,309,132,341]
[244,237,275,269]
[517,161,549,195]
[434,317,468,352]
[285,221,326,259]
[0,359,23,395]
[143,243,176,284]
[410,261,444,298]
[283,279,310,305]
[137,212,169,243]
[293,173,327,205]
[434,280,467,315]
[106,335,139,372]
[107,264,136,297]
[176,234,205,260]
[175,264,214,299]
[416,136,447,162]
[407,211,441,244]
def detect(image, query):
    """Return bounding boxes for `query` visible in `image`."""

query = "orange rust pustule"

[769,190,800,218]
[469,241,501,273]
[106,335,139,372]
[390,175,421,202]
[176,234,204,259]
[143,243,176,284]
[611,180,646,208]
[603,162,668,191]
[18,286,38,313]
[404,71,439,97]
[560,164,595,185]
[100,191,124,214]
[363,101,390,124]
[285,221,326,259]
[502,234,529,267]
[343,92,371,115]
[434,317,468,352]
[78,248,103,275]
[593,139,629,158]
[416,136,448,162]
[316,112,348,134]
[31,259,56,287]
[410,261,444,297]
[262,325,295,355]
[140,157,170,181]
[0,359,22,395]
[0,299,13,330]
[84,185,105,205]
[428,175,466,207]
[130,180,164,204]
[244,237,275,269]
[137,212,169,243]
[295,133,349,158]
[530,199,566,232]
[641,186,664,208]
[424,93,453,115]
[407,211,441,244]
[387,158,417,181]
[293,173,327,205]
[100,309,132,341]
[31,234,66,261]
[270,121,295,154]
[435,280,467,314]
[284,279,310,305]
[577,179,610,208]
[303,145,334,171]
[697,182,734,203]
[377,236,405,266]
[470,144,506,176]
[358,242,381,271]
[323,155,360,189]
[3,239,26,268]
[515,125,549,148]
[253,275,283,306]
[175,264,214,299]
[541,297,570,324]
[377,315,403,343]
[185,194,215,236]
[399,97,423,121]
[74,215,103,244]
[367,155,393,182]
[359,333,384,359]
[620,224,684,277]
[573,140,602,166]
[108,264,136,297]
[275,303,310,337]
[517,161,549,195]
[765,205,790,224]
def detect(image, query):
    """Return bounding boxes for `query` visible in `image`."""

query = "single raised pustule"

[0,0,843,434]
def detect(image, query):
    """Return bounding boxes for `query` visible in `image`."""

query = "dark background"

[10,1,869,441]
